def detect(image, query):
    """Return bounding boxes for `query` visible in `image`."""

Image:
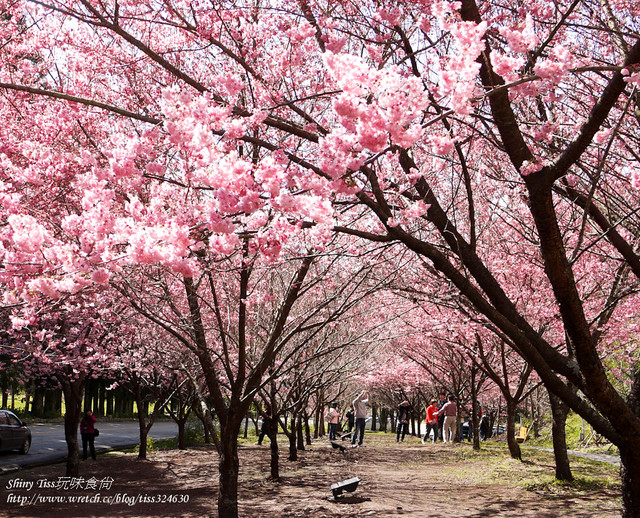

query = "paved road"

[529,446,620,466]
[0,421,178,469]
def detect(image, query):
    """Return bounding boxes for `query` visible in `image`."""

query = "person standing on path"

[440,395,458,443]
[422,399,439,443]
[80,410,97,460]
[341,404,355,440]
[396,400,412,442]
[436,391,447,442]
[351,391,369,448]
[480,415,490,441]
[257,403,274,445]
[325,403,342,441]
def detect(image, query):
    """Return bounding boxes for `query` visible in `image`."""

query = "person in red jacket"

[422,399,439,443]
[80,410,97,460]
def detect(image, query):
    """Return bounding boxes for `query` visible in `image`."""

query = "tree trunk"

[304,413,312,446]
[178,419,186,449]
[0,372,7,410]
[471,368,480,451]
[549,392,572,480]
[380,408,388,432]
[202,413,211,443]
[106,390,113,416]
[269,423,279,481]
[505,402,522,461]
[531,392,539,438]
[98,382,106,417]
[24,389,31,414]
[32,388,45,418]
[620,445,640,518]
[296,415,304,451]
[84,382,93,415]
[138,410,148,460]
[288,416,298,461]
[44,390,62,417]
[269,384,280,481]
[134,385,149,460]
[371,403,377,431]
[318,408,325,437]
[313,406,320,439]
[218,426,240,518]
[193,393,219,452]
[59,377,84,477]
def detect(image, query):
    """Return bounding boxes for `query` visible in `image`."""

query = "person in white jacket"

[351,391,369,448]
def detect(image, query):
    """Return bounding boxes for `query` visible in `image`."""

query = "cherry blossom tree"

[106,234,390,513]
[109,323,187,459]
[267,316,379,464]
[465,333,538,460]
[2,1,640,515]
[0,291,119,475]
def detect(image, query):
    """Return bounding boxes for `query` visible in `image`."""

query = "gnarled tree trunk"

[505,401,521,461]
[287,412,298,461]
[216,407,247,518]
[296,415,304,451]
[620,445,640,517]
[549,391,572,481]
[471,367,481,451]
[269,424,280,481]
[59,375,85,477]
[218,424,240,518]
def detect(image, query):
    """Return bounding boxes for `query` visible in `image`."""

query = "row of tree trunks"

[16,380,188,420]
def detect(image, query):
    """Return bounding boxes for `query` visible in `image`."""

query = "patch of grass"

[523,474,620,493]
[429,439,620,499]
[526,412,619,455]
[133,435,158,454]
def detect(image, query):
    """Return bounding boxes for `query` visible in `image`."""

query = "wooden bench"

[516,426,529,443]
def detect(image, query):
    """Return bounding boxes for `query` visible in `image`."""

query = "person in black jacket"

[257,403,273,445]
[341,404,355,440]
[436,392,447,442]
[396,400,412,442]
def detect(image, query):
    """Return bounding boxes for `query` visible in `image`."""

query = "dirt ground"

[0,434,622,517]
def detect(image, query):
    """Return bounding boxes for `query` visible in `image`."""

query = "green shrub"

[184,419,205,445]
[134,435,157,454]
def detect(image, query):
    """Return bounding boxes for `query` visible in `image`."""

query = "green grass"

[438,441,621,497]
[526,412,620,455]
[523,475,620,493]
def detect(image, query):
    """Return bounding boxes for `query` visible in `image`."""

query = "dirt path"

[0,434,621,517]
